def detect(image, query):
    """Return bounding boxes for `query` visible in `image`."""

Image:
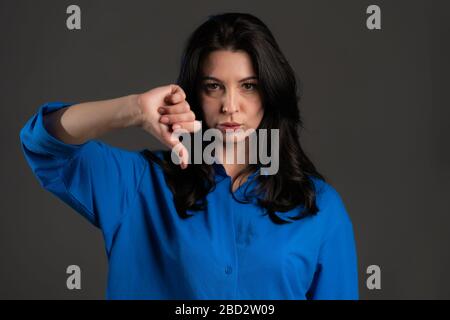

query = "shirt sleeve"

[306,188,359,300]
[19,102,147,249]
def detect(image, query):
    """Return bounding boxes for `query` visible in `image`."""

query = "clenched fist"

[137,84,201,169]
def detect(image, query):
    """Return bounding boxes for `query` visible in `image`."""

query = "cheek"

[200,96,221,127]
[248,101,264,123]
[202,110,214,127]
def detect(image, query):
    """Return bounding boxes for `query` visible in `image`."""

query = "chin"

[220,130,251,144]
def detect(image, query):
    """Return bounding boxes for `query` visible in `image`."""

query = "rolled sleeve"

[19,102,147,252]
[19,101,87,159]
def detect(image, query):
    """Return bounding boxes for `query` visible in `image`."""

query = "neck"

[215,139,249,179]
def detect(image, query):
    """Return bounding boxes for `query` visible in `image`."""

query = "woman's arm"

[43,94,143,145]
[45,83,196,139]
[42,84,197,168]
[19,84,197,247]
[20,99,148,245]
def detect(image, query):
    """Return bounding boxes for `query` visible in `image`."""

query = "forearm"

[43,94,143,145]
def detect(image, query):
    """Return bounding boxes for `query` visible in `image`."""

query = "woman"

[19,12,358,299]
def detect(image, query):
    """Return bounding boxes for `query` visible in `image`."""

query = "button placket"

[227,176,239,298]
[225,265,233,275]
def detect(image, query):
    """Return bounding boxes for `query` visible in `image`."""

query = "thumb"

[161,126,190,169]
[170,142,189,170]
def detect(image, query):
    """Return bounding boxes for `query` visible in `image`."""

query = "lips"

[217,122,242,131]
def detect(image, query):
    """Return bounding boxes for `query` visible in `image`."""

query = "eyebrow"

[201,76,258,83]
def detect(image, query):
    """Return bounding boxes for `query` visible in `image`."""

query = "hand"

[137,84,200,169]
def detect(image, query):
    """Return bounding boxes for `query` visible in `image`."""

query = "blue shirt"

[19,102,359,300]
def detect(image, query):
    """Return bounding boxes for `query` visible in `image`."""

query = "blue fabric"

[19,102,359,300]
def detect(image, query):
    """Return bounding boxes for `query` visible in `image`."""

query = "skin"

[198,50,265,187]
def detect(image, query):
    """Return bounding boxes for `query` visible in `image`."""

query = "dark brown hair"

[142,12,326,224]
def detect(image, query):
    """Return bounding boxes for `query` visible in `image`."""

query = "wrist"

[121,94,144,128]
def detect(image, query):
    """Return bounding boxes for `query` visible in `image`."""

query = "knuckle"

[174,84,183,94]
[178,86,186,97]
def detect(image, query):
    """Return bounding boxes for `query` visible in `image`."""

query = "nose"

[221,89,239,114]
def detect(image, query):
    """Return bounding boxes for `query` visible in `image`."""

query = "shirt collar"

[211,163,297,223]
[212,162,261,180]
[212,162,262,200]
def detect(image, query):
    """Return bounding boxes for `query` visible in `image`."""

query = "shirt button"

[225,265,233,275]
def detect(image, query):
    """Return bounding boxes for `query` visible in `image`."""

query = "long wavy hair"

[142,12,326,224]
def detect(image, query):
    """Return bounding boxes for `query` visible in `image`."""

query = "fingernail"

[158,107,165,114]
[160,116,169,123]
[172,124,181,130]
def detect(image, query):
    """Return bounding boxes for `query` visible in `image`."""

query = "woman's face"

[198,50,264,143]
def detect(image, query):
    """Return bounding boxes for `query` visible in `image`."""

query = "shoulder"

[136,148,170,171]
[79,140,148,166]
[308,176,353,231]
[137,148,167,161]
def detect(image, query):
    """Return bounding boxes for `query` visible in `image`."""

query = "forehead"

[200,50,256,79]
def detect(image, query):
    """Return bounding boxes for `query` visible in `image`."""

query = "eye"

[204,83,222,91]
[242,83,258,91]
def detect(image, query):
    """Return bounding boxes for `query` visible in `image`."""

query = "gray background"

[1,0,449,299]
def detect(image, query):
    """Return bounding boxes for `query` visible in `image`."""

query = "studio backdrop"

[1,0,449,299]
